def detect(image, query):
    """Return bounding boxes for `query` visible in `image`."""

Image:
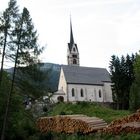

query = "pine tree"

[109,55,122,109]
[129,53,140,111]
[1,7,43,140]
[109,54,135,109]
[0,0,19,88]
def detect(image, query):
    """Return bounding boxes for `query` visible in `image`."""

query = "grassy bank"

[48,102,130,123]
[40,132,140,140]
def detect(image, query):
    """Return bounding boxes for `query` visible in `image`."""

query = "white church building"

[52,20,113,103]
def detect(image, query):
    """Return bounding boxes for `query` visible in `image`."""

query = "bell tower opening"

[73,59,77,64]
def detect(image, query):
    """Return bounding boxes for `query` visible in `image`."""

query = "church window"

[73,59,77,64]
[72,88,75,97]
[73,48,76,52]
[80,89,84,97]
[99,90,102,98]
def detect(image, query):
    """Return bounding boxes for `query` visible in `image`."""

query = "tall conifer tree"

[109,54,135,109]
[0,0,19,88]
[1,6,43,140]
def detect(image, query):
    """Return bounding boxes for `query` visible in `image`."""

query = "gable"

[58,67,67,92]
[68,43,78,53]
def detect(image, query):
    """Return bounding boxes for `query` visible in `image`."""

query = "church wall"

[67,84,105,102]
[103,82,113,102]
[51,94,67,103]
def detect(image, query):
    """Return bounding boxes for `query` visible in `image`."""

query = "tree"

[0,71,39,140]
[129,53,140,111]
[8,6,43,96]
[109,54,135,109]
[0,0,19,88]
[16,63,48,99]
[1,7,43,140]
[109,55,122,109]
[0,71,11,131]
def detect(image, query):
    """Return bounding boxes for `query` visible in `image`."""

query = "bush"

[43,106,48,112]
[59,111,66,115]
[76,101,89,107]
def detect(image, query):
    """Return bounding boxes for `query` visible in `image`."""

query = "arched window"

[73,59,77,64]
[80,89,84,97]
[99,90,102,98]
[72,88,75,97]
[73,47,76,52]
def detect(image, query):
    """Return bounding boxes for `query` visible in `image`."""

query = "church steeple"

[67,18,80,66]
[70,18,74,45]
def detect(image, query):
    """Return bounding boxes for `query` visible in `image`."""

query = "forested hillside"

[6,63,61,92]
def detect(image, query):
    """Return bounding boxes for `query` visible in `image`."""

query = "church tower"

[67,19,80,66]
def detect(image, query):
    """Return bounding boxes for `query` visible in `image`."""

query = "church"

[52,20,113,103]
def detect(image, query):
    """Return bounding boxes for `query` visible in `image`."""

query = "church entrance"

[57,96,64,102]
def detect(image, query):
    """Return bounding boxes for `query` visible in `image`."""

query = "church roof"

[62,65,111,85]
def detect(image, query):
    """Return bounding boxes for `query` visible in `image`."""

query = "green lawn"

[48,102,130,123]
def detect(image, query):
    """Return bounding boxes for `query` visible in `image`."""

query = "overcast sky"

[1,0,140,69]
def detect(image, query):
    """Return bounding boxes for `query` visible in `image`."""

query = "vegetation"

[109,54,136,110]
[0,71,40,140]
[0,0,19,87]
[0,0,44,139]
[37,132,140,140]
[16,64,48,99]
[129,53,140,111]
[109,52,140,111]
[48,102,130,123]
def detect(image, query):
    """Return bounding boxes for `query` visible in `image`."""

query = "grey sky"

[0,0,140,69]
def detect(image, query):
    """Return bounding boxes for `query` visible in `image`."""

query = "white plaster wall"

[67,84,104,102]
[103,82,113,102]
[58,68,67,94]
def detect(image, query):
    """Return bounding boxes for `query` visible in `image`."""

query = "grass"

[41,132,140,140]
[48,102,130,123]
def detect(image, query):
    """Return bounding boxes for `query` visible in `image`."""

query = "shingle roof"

[62,65,111,85]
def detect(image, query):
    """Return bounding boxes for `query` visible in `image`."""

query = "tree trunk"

[1,27,21,140]
[0,29,8,89]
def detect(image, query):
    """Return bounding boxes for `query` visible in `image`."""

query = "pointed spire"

[70,16,74,44]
